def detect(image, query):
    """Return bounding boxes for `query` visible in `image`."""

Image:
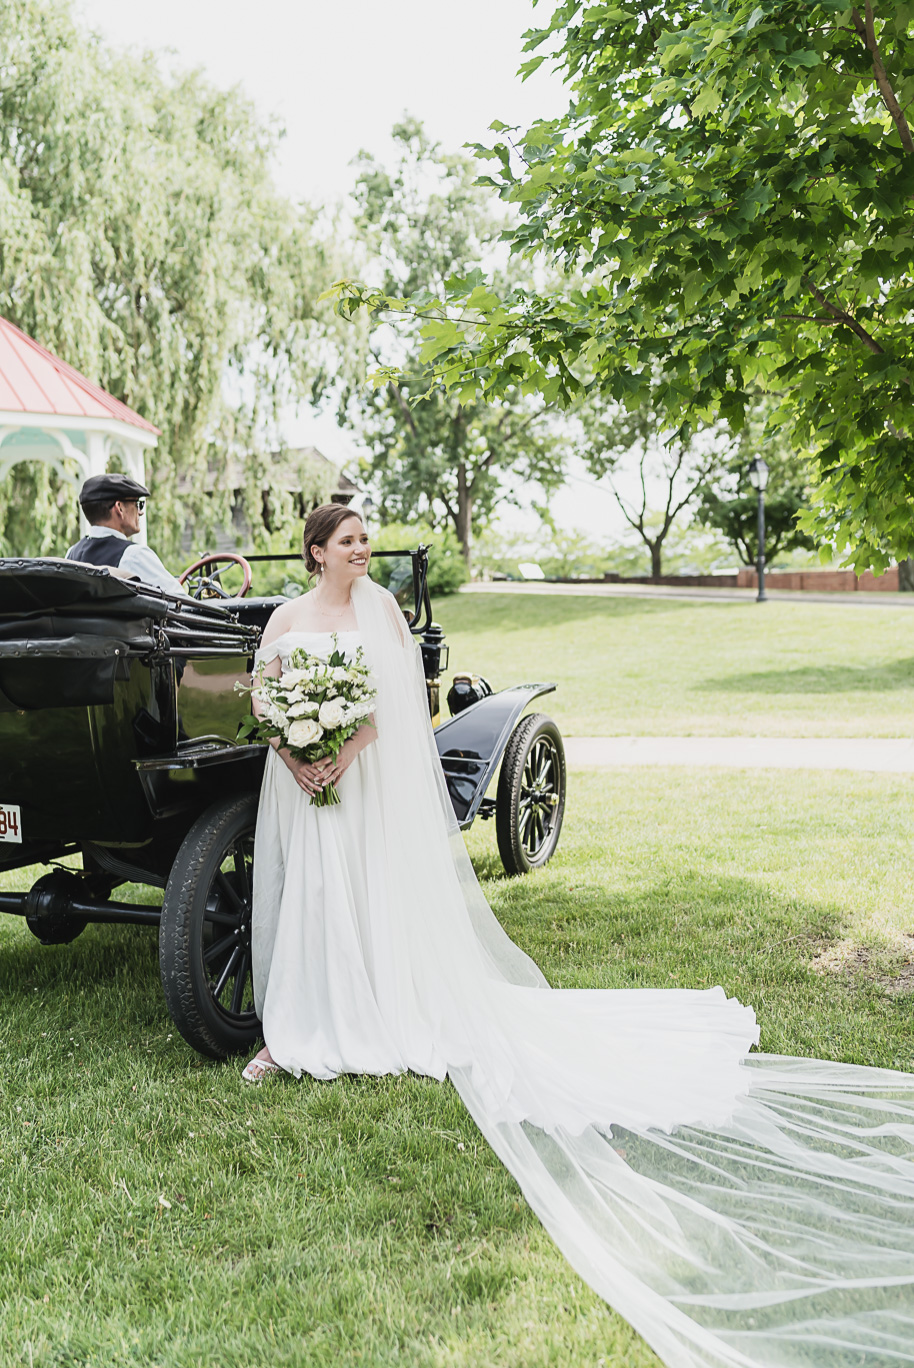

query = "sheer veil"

[348,575,914,1368]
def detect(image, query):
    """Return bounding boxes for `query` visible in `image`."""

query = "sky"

[76,0,568,207]
[74,0,628,543]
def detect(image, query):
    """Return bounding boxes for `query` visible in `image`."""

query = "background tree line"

[332,0,914,580]
[0,0,337,557]
[2,0,821,581]
[337,120,814,578]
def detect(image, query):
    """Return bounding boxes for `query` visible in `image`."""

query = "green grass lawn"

[1,766,912,1367]
[440,591,914,737]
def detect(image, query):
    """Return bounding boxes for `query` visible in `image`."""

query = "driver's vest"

[67,535,128,569]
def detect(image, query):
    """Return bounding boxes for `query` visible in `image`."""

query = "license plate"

[0,804,22,843]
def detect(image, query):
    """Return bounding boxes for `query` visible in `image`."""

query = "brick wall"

[613,567,901,592]
[735,566,900,592]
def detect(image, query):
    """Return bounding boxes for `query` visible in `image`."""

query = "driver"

[66,473,185,595]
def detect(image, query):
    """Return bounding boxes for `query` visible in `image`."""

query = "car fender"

[434,683,556,826]
[134,738,267,819]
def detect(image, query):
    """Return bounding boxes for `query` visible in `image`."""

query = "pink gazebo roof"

[0,315,160,435]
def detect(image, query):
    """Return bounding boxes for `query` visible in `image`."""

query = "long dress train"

[252,583,914,1368]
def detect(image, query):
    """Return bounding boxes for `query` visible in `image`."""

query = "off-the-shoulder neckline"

[256,628,361,650]
[264,629,359,636]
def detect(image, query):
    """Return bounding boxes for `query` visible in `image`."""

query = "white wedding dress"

[252,584,914,1368]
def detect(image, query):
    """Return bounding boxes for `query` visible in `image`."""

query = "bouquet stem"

[310,781,341,808]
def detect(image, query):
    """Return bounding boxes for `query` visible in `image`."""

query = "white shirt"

[71,526,187,596]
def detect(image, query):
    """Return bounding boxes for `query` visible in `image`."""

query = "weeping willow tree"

[0,0,342,558]
[0,459,81,557]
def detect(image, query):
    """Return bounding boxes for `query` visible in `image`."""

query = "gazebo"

[0,316,159,545]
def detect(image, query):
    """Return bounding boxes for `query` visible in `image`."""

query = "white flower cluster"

[249,638,376,761]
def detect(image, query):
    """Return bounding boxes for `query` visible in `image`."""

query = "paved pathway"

[464,581,914,769]
[462,581,913,608]
[564,737,914,773]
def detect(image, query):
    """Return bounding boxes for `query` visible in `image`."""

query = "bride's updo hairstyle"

[302,503,365,579]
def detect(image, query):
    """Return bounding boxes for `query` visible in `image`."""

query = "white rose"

[341,701,371,725]
[288,701,319,718]
[318,698,345,729]
[281,668,308,687]
[287,718,323,748]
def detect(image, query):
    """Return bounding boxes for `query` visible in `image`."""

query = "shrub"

[369,522,468,598]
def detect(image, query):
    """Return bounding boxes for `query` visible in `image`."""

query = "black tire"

[159,792,260,1059]
[496,713,566,875]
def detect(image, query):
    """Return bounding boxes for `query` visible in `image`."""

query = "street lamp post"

[747,457,769,603]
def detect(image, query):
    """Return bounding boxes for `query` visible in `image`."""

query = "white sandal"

[241,1055,281,1083]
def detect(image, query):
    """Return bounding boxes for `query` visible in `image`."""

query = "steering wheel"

[179,551,253,600]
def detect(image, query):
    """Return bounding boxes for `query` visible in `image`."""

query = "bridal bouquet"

[236,637,376,806]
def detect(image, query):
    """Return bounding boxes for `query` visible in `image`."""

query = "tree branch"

[768,529,787,562]
[467,446,501,499]
[370,345,421,439]
[637,450,649,522]
[802,277,885,354]
[778,314,844,325]
[496,409,540,445]
[735,531,753,567]
[477,445,503,478]
[660,445,688,528]
[387,379,420,437]
[667,471,711,527]
[605,472,645,537]
[851,3,914,154]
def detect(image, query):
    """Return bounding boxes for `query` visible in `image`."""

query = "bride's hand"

[325,724,378,786]
[320,738,358,789]
[282,754,333,795]
[280,725,376,794]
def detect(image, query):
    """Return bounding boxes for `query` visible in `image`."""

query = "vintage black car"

[0,548,565,1058]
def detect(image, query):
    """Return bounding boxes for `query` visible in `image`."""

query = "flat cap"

[78,473,151,506]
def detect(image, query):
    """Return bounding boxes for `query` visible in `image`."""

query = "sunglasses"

[120,498,146,513]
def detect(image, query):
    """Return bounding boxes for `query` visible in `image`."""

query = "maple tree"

[330,2,914,572]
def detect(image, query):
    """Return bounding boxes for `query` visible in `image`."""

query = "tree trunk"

[650,541,662,582]
[898,558,914,592]
[455,463,473,572]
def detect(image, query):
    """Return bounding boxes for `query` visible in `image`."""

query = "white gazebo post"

[80,432,109,536]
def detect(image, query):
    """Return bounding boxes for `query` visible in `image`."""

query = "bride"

[245,503,914,1368]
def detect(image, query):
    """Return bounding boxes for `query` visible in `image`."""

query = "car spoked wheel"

[159,793,260,1059]
[519,735,562,856]
[496,714,566,875]
[205,833,256,1018]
